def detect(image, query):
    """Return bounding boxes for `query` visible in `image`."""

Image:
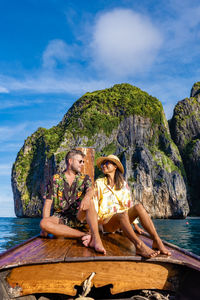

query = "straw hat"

[96,154,124,174]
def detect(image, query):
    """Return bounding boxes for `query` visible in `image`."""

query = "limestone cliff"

[170,82,200,215]
[12,83,189,218]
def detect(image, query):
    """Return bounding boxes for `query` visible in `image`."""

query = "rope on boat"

[131,290,173,299]
[75,272,96,300]
[74,273,173,300]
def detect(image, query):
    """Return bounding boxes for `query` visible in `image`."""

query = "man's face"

[69,154,84,173]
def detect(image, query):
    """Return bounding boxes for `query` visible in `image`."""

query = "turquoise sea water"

[0,217,200,255]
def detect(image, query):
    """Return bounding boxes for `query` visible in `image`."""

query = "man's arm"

[40,198,53,237]
[79,187,94,211]
[42,198,53,218]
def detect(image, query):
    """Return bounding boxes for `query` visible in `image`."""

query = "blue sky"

[1,0,200,217]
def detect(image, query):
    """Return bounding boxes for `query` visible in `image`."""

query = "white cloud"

[0,124,27,142]
[0,99,43,110]
[90,9,163,77]
[42,39,74,69]
[0,86,9,93]
[0,72,111,95]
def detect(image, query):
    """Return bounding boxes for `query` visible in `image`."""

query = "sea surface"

[0,217,200,255]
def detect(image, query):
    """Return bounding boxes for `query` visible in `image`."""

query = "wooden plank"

[64,233,136,260]
[0,237,74,270]
[64,238,101,259]
[5,261,181,297]
[0,232,137,269]
[101,232,136,256]
[1,232,200,270]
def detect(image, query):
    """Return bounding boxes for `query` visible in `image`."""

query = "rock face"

[12,83,189,218]
[170,82,200,215]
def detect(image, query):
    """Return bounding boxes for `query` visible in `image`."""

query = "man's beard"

[71,164,80,174]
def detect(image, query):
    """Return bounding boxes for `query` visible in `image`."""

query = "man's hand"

[79,187,93,211]
[79,197,91,211]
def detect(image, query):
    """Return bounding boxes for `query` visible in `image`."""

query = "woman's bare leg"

[103,211,159,258]
[128,204,171,255]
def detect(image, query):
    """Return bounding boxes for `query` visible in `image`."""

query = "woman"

[83,155,171,258]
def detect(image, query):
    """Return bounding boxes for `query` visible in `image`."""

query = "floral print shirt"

[46,172,92,216]
[93,177,138,224]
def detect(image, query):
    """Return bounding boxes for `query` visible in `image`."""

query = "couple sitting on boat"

[40,149,171,258]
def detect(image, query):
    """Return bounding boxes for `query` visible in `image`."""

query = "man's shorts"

[53,211,87,230]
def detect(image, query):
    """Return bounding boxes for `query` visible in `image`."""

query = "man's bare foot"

[82,234,92,247]
[152,238,171,256]
[136,241,159,258]
[82,234,106,255]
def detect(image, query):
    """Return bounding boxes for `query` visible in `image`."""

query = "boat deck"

[0,232,200,270]
[0,233,200,299]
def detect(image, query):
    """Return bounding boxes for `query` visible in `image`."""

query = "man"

[40,149,106,254]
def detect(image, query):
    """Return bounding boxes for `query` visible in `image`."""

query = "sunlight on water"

[0,217,40,253]
[153,218,200,255]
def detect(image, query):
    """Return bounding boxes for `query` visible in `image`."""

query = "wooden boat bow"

[0,232,200,299]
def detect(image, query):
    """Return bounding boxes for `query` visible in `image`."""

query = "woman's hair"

[107,165,124,190]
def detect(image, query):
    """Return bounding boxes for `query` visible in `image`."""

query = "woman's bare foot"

[82,234,106,255]
[152,238,171,256]
[136,241,160,258]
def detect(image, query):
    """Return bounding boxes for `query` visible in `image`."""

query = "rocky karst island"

[11,83,200,218]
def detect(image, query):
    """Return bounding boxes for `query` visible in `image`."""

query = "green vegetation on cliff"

[171,95,200,150]
[14,124,65,179]
[63,83,164,138]
[13,124,66,210]
[192,82,200,96]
